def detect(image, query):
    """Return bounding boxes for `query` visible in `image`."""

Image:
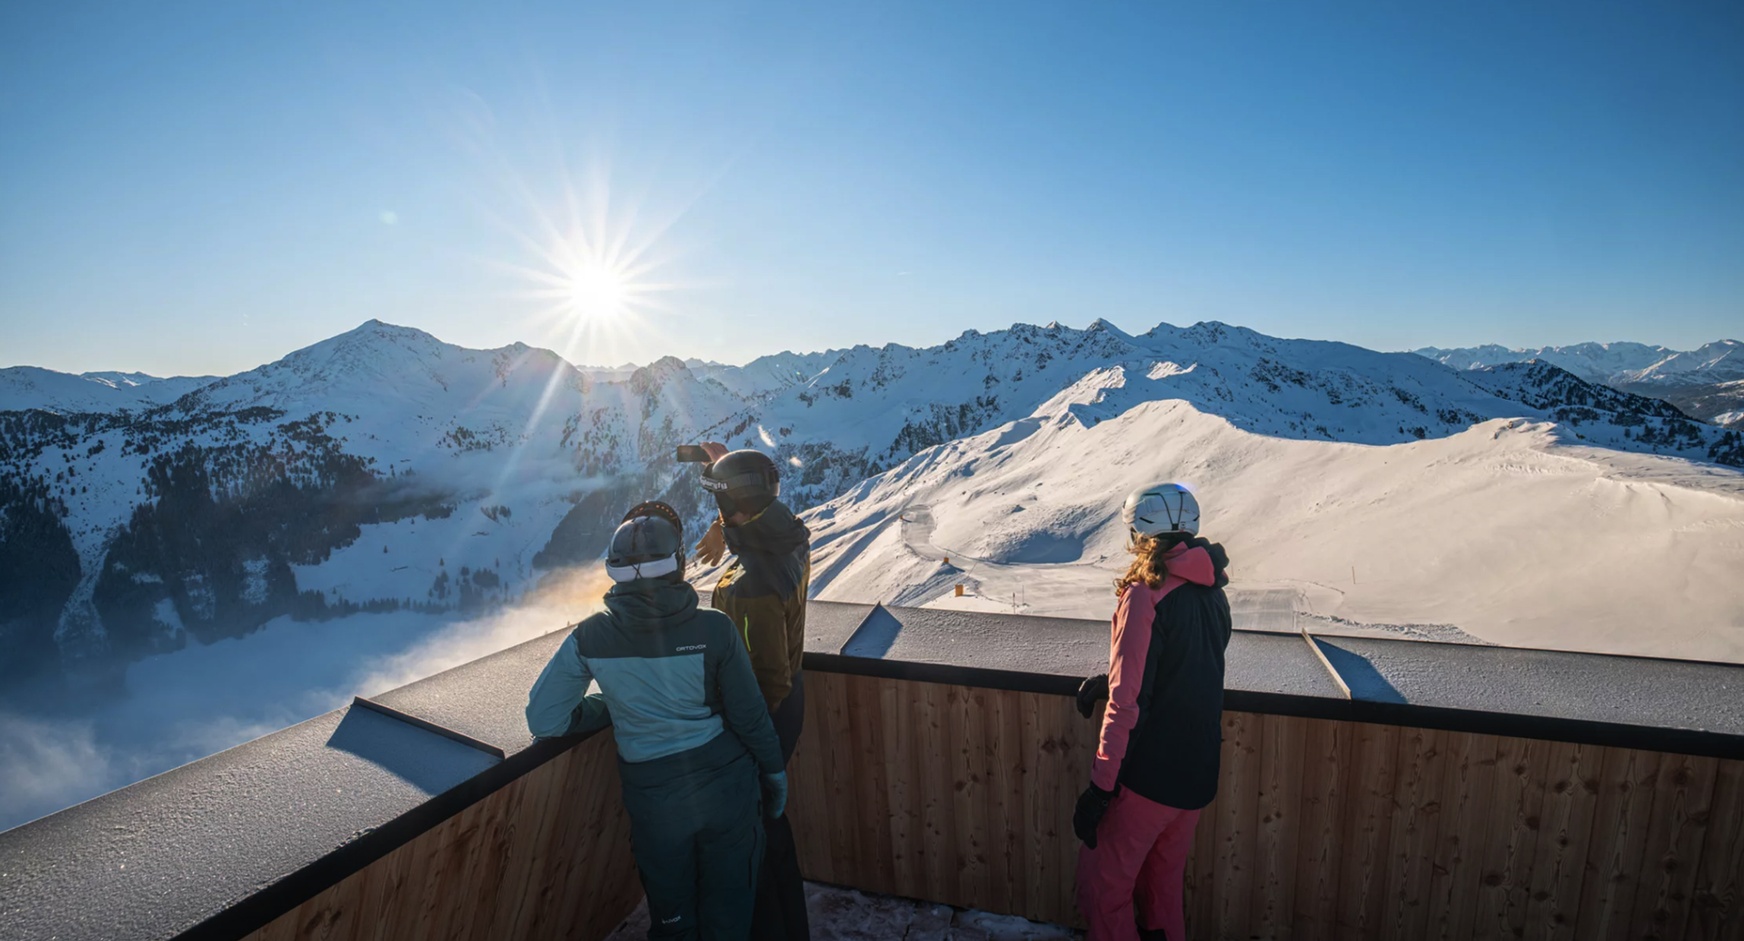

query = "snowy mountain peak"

[629,355,695,393]
[1619,339,1743,385]
[1083,318,1131,339]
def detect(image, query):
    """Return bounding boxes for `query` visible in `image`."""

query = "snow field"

[808,390,1744,662]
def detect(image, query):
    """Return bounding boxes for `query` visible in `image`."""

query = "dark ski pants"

[619,736,765,941]
[752,671,810,940]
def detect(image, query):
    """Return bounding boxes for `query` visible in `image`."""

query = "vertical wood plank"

[1018,690,1053,923]
[1686,757,1744,941]
[820,671,865,886]
[1425,731,1501,941]
[1629,753,1718,941]
[1474,734,1550,940]
[914,679,959,907]
[1291,718,1350,941]
[1574,746,1664,940]
[1213,710,1262,938]
[1335,721,1401,940]
[786,671,834,880]
[879,676,920,898]
[1253,713,1306,941]
[949,684,993,907]
[1522,739,1605,941]
[973,685,1016,913]
[847,674,896,896]
[1382,724,1448,939]
[988,683,1029,919]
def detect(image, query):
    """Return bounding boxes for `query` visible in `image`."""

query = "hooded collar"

[721,499,810,598]
[603,576,698,630]
[723,499,809,556]
[1163,537,1230,589]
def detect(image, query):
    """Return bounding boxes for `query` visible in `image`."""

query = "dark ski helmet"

[606,513,685,583]
[621,500,684,535]
[701,449,780,517]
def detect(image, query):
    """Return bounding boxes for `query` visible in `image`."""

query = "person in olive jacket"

[693,444,811,941]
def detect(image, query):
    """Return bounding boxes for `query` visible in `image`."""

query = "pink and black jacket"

[1091,537,1232,811]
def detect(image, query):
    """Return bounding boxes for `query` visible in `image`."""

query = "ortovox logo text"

[676,644,706,652]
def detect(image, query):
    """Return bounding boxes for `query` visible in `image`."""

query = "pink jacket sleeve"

[1092,584,1156,791]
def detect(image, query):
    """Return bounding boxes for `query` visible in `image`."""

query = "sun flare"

[479,154,693,371]
[564,261,631,320]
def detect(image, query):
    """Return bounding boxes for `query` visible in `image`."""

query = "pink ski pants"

[1076,787,1202,941]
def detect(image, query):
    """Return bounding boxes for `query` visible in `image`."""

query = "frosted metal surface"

[832,603,1348,702]
[0,705,498,941]
[1315,637,1744,736]
[374,629,571,754]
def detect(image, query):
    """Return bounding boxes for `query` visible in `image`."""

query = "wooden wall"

[785,670,1744,941]
[228,671,1744,941]
[241,731,641,941]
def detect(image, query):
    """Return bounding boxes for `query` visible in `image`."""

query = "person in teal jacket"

[527,506,785,941]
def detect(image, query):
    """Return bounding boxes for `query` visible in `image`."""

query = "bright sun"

[566,263,629,320]
[486,166,679,361]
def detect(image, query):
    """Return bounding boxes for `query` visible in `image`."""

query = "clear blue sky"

[2,1,1740,376]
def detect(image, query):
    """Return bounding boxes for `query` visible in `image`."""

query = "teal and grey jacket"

[525,576,784,774]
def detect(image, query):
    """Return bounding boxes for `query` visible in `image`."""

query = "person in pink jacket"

[1074,483,1231,941]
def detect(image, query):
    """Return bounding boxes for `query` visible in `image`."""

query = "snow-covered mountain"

[5,317,1741,688]
[0,367,216,414]
[798,368,1744,663]
[684,350,843,401]
[1416,341,1666,381]
[1415,339,1744,387]
[0,321,749,687]
[1417,339,1744,429]
[720,320,1739,514]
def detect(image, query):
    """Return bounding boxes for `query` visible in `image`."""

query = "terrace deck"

[2,600,1741,940]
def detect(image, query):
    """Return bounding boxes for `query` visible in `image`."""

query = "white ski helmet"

[1121,483,1200,538]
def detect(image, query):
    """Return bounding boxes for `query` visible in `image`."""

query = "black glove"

[1073,783,1117,848]
[1075,673,1109,719]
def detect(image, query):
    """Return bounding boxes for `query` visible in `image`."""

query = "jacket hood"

[723,499,809,555]
[1165,536,1230,589]
[722,499,810,598]
[604,576,699,630]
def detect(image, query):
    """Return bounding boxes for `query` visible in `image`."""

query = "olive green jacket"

[709,501,810,710]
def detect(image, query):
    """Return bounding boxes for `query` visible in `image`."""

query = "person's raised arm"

[525,633,610,738]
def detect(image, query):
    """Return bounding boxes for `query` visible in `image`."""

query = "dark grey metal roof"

[820,601,1348,703]
[1313,636,1744,739]
[803,599,878,653]
[0,703,498,941]
[372,629,570,755]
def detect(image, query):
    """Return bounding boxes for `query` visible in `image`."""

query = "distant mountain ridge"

[1415,339,1742,386]
[2,317,1740,688]
[1415,339,1744,427]
[0,366,217,414]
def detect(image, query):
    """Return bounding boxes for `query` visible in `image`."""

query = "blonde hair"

[1115,533,1172,595]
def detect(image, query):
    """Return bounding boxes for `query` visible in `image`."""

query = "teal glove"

[762,771,788,819]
